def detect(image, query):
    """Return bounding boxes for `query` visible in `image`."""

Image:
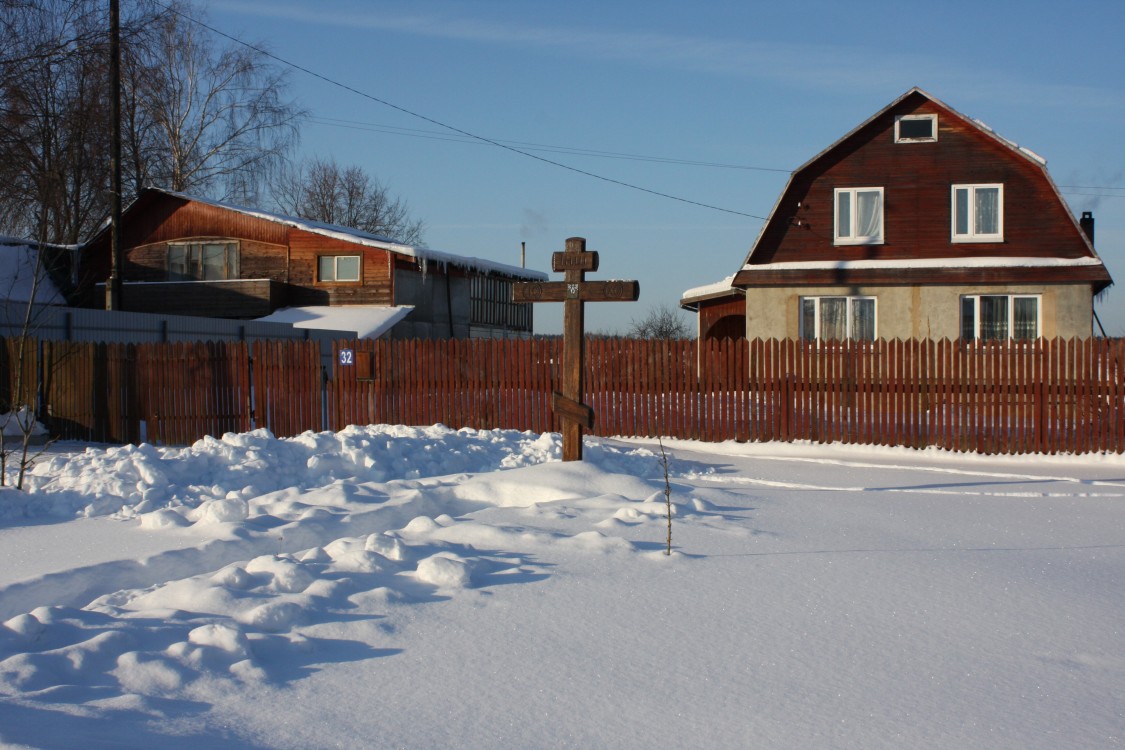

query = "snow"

[254,305,413,339]
[0,239,65,305]
[739,256,1103,273]
[680,274,739,304]
[0,425,1121,749]
[1,410,47,440]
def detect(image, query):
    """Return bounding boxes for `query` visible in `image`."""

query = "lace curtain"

[975,187,1000,235]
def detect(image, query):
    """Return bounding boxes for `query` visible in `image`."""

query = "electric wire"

[153,3,1125,205]
[308,114,1125,198]
[308,116,793,173]
[157,2,771,221]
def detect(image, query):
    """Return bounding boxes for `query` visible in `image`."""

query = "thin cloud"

[212,1,1123,111]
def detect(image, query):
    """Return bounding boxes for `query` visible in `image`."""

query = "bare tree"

[0,0,113,244]
[628,303,692,340]
[273,156,426,245]
[0,230,60,489]
[126,2,303,204]
[0,0,303,243]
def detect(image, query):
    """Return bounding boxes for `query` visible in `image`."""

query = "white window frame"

[960,294,1040,342]
[895,113,938,143]
[952,184,1004,243]
[833,187,884,245]
[318,254,362,283]
[799,296,878,342]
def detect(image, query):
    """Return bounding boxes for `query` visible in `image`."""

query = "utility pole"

[105,0,123,310]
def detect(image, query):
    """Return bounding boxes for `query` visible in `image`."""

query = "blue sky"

[208,0,1125,335]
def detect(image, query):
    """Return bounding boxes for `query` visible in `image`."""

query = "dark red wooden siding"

[80,191,394,310]
[748,92,1096,269]
[698,295,746,340]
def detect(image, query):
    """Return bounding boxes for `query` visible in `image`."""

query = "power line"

[154,3,1125,212]
[308,116,1125,198]
[157,2,769,222]
[308,116,791,173]
[1059,185,1125,198]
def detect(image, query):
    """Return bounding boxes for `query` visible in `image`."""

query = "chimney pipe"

[521,241,526,269]
[1080,211,1095,246]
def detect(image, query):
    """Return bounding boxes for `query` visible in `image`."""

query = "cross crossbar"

[512,236,640,461]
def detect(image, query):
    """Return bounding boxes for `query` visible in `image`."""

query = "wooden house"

[78,188,546,339]
[681,88,1113,342]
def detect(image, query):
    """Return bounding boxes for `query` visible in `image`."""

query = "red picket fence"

[330,337,559,434]
[326,336,1125,455]
[3,335,1124,454]
[0,339,320,445]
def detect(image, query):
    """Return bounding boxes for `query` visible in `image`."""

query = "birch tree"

[0,0,303,243]
[127,2,302,204]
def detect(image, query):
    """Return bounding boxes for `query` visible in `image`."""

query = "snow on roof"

[971,118,1047,166]
[148,189,547,281]
[738,256,1103,273]
[680,275,739,302]
[0,237,66,305]
[255,305,413,340]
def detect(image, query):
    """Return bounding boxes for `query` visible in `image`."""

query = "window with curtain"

[800,296,877,342]
[834,187,884,245]
[961,294,1039,341]
[952,184,1003,242]
[167,242,239,281]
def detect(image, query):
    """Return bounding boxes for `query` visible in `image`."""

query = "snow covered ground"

[0,425,1121,749]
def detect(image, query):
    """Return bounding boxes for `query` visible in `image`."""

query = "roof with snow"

[104,188,548,281]
[0,237,67,305]
[256,305,413,340]
[680,275,742,309]
[737,256,1104,273]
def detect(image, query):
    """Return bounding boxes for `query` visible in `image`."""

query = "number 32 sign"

[338,349,355,366]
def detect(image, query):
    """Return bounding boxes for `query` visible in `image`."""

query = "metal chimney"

[1080,211,1095,245]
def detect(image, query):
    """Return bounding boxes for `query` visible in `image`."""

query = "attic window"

[895,114,937,143]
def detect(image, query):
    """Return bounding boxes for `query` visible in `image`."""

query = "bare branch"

[272,156,427,246]
[628,303,692,340]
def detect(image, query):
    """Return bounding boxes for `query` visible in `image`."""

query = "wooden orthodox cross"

[512,237,639,461]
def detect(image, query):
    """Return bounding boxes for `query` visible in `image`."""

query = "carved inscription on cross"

[512,237,639,461]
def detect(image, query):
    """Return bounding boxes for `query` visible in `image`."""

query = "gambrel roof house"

[681,88,1113,343]
[78,188,547,339]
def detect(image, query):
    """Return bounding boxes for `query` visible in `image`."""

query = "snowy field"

[0,425,1122,749]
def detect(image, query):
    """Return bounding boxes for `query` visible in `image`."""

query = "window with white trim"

[960,294,1039,341]
[834,187,884,245]
[952,184,1003,242]
[167,241,239,281]
[800,296,877,342]
[895,114,937,143]
[317,255,361,282]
